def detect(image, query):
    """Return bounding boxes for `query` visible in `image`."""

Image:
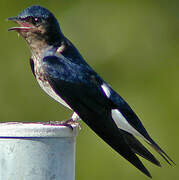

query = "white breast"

[36,77,71,109]
[33,55,71,110]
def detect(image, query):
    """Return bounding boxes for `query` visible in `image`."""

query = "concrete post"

[0,122,78,180]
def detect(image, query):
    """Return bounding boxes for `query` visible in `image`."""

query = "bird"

[8,5,175,178]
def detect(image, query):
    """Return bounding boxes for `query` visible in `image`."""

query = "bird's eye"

[27,17,42,25]
[34,17,41,24]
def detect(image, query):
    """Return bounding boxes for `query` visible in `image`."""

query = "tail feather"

[91,126,153,178]
[107,134,152,178]
[121,150,152,178]
[121,130,161,167]
[82,115,152,178]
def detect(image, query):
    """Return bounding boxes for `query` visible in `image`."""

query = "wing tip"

[147,138,176,166]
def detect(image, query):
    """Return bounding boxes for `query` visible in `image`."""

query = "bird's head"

[8,5,63,48]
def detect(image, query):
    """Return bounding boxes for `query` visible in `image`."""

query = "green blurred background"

[0,0,178,179]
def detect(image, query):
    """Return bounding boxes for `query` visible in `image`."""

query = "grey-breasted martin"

[8,5,175,178]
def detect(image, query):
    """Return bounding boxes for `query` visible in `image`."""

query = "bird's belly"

[36,76,71,110]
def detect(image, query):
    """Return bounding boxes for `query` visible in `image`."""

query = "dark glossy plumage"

[8,5,175,178]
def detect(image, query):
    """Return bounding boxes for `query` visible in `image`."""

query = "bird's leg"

[71,112,80,122]
[60,112,80,129]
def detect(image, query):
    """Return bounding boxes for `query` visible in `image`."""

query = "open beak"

[8,16,34,31]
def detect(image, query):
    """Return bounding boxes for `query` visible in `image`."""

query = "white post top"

[0,122,79,138]
[0,122,78,180]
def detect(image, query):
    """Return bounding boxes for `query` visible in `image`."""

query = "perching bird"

[8,5,175,178]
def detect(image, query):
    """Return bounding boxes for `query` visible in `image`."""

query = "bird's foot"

[44,119,80,130]
[59,118,76,130]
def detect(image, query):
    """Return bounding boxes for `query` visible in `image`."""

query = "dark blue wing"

[42,52,152,141]
[42,54,111,114]
[41,54,169,177]
[42,53,174,166]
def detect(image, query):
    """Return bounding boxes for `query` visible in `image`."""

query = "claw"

[43,119,80,130]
